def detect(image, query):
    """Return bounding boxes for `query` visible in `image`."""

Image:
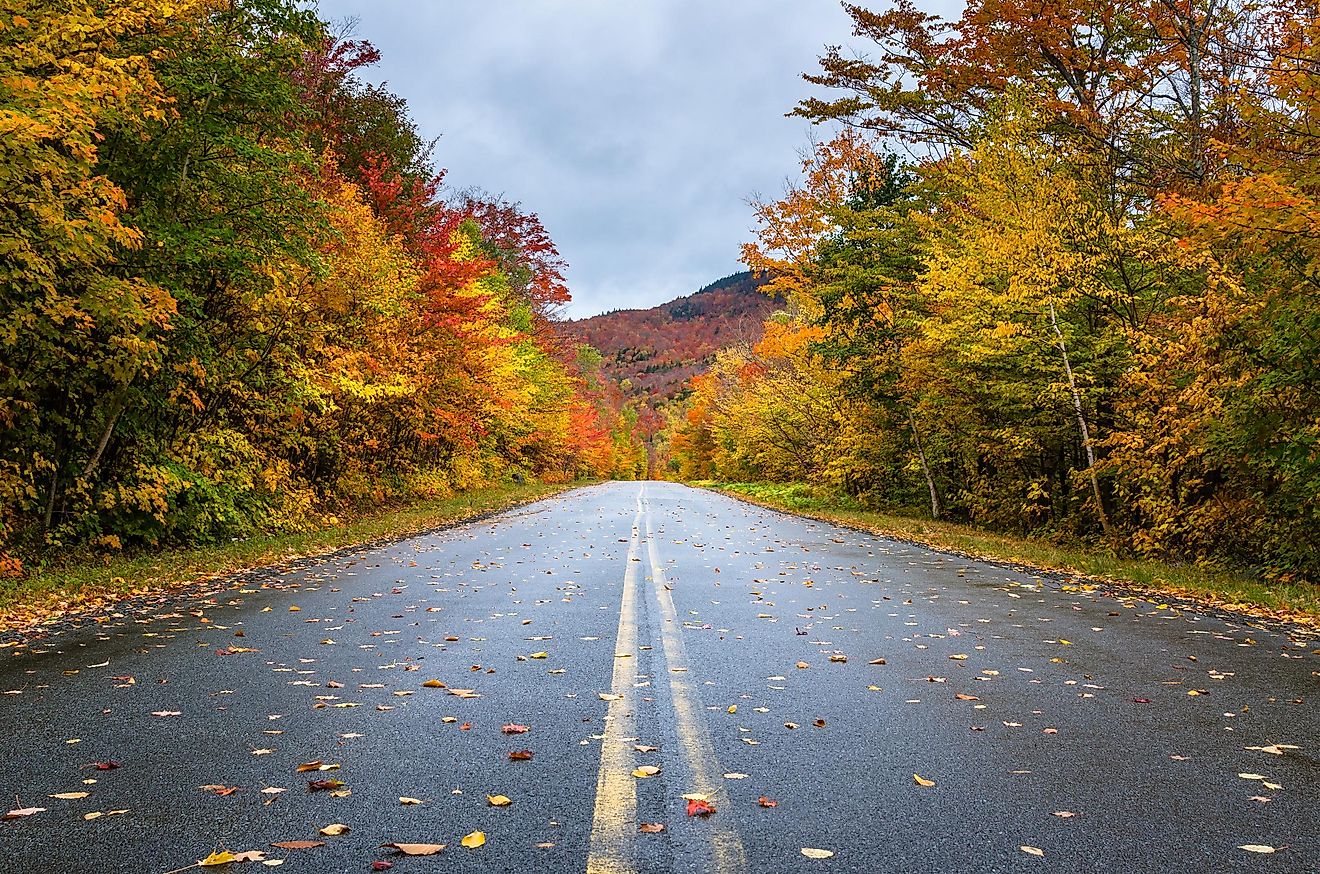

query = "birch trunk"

[1048,301,1111,535]
[908,410,943,520]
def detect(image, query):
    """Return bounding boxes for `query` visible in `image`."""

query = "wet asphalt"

[0,481,1315,874]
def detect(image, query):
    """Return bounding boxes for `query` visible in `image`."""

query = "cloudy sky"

[314,1,951,318]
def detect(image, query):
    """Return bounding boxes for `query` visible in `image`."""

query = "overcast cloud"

[314,1,950,317]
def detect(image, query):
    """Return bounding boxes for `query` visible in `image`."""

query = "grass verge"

[700,480,1320,629]
[1,480,580,634]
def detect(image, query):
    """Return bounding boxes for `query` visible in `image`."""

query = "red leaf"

[501,724,530,734]
[686,799,716,816]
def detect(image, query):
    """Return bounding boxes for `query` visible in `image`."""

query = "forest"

[0,0,644,571]
[669,0,1320,582]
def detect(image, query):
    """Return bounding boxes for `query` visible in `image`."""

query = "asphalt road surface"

[0,482,1315,874]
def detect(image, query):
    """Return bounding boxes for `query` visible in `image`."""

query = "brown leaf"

[501,724,530,734]
[319,823,350,836]
[757,796,779,808]
[307,778,346,792]
[381,842,446,856]
[508,750,534,761]
[639,823,666,833]
[270,840,324,850]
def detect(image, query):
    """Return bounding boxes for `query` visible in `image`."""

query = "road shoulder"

[698,481,1320,638]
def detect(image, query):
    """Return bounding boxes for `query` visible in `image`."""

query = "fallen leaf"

[270,840,324,850]
[800,848,834,859]
[307,778,345,792]
[1020,846,1045,857]
[319,823,350,836]
[598,692,623,701]
[686,798,716,816]
[501,724,530,734]
[829,655,847,663]
[200,851,239,866]
[460,831,486,849]
[639,823,666,833]
[487,794,512,807]
[296,761,338,773]
[48,792,89,800]
[1052,811,1078,818]
[914,774,936,787]
[529,652,549,659]
[1239,845,1277,854]
[381,843,445,856]
[633,765,661,778]
[421,680,445,688]
[3,807,44,820]
[758,796,778,808]
[508,750,533,761]
[398,797,424,805]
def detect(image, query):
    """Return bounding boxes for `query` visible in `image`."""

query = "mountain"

[568,271,775,412]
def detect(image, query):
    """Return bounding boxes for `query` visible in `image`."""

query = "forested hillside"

[571,272,772,405]
[668,1,1320,583]
[570,273,773,467]
[0,1,642,572]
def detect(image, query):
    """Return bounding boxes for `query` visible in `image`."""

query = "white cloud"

[314,0,957,316]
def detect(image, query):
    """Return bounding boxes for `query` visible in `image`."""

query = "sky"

[312,1,946,318]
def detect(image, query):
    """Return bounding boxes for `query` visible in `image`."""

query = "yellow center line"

[586,487,645,874]
[644,493,749,873]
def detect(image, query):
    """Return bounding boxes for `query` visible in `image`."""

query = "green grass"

[700,480,1320,624]
[1,480,579,632]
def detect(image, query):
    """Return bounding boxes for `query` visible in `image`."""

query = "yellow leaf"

[49,792,89,800]
[200,851,238,867]
[460,831,486,849]
[801,848,835,859]
[319,823,350,836]
[727,705,737,714]
[399,797,424,805]
[422,679,444,688]
[914,774,936,787]
[632,765,661,778]
[487,794,512,807]
[529,652,548,659]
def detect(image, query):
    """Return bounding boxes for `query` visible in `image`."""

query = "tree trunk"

[908,410,943,520]
[1048,301,1111,535]
[81,386,130,482]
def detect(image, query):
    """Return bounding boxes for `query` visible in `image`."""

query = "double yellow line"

[586,490,644,874]
[587,485,747,874]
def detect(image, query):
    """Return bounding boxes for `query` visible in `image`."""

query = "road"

[0,481,1315,873]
